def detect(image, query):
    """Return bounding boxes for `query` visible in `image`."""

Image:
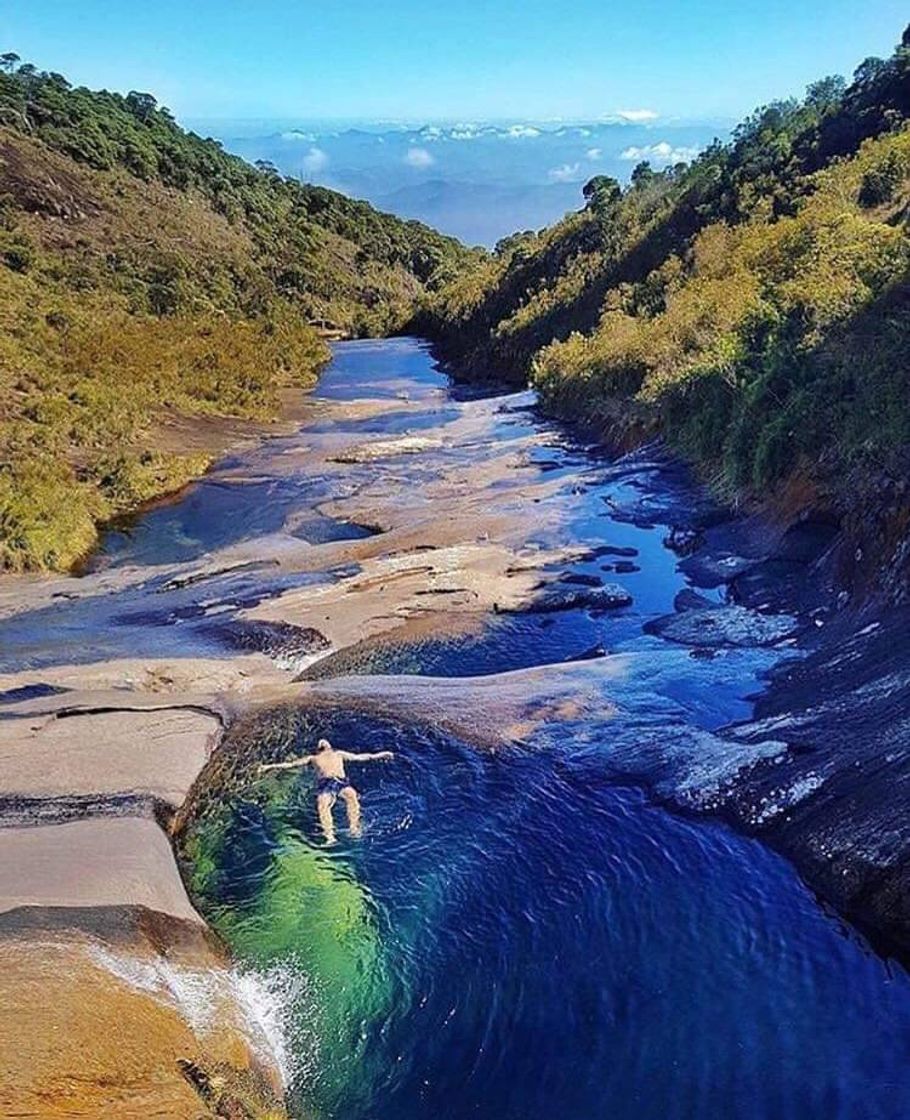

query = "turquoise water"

[173,340,910,1119]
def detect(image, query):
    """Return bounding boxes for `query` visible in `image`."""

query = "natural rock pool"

[4,338,910,1116]
[167,341,910,1119]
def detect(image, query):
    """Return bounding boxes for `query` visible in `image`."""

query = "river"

[6,338,910,1118]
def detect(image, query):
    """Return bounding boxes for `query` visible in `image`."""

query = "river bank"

[2,338,909,1117]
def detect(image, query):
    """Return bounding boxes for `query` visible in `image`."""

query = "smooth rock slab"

[0,818,203,923]
[0,707,219,809]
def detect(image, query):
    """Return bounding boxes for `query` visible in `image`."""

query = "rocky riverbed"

[2,337,909,1117]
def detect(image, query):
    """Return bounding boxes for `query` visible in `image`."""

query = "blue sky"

[6,1,908,123]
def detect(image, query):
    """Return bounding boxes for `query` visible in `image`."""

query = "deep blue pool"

[190,712,910,1120]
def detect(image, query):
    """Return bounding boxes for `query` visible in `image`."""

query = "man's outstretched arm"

[340,750,394,763]
[259,755,313,773]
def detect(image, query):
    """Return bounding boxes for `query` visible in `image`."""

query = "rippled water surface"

[192,717,910,1120]
[178,340,910,1119]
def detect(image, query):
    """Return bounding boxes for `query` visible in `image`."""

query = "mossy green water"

[180,719,395,1112]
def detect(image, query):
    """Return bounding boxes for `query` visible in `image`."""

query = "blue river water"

[170,340,910,1120]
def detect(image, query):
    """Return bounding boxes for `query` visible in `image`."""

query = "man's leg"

[340,785,362,838]
[316,792,336,845]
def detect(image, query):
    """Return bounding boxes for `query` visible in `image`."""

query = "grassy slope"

[0,61,479,570]
[420,28,910,507]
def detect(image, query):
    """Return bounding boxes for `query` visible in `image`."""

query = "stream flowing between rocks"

[6,339,910,1118]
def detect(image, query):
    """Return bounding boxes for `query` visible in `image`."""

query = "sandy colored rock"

[0,819,203,923]
[0,655,289,701]
[0,933,281,1119]
[0,707,219,808]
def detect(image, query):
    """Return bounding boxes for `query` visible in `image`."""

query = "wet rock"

[158,560,278,593]
[518,583,633,614]
[646,604,800,648]
[710,604,910,955]
[207,620,330,664]
[673,588,714,612]
[664,526,703,556]
[679,513,842,606]
[612,560,640,574]
[113,608,177,628]
[114,601,218,627]
[289,516,379,544]
[587,544,639,559]
[559,572,603,588]
[774,518,840,564]
[329,435,441,462]
[0,682,70,705]
[0,792,158,827]
[726,519,841,614]
[0,932,283,1120]
[602,467,726,533]
[729,558,825,613]
[680,549,756,588]
[178,1057,286,1120]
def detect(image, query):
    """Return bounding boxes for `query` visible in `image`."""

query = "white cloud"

[301,147,328,173]
[620,140,699,165]
[450,123,481,140]
[548,162,583,182]
[405,146,435,168]
[616,108,659,123]
[586,147,602,160]
[505,124,541,139]
[280,130,315,142]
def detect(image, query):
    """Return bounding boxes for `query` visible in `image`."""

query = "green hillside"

[0,55,478,570]
[419,27,910,503]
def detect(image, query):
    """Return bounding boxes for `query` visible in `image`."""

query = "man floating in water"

[259,737,394,844]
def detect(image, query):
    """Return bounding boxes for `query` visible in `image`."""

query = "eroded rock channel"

[2,338,910,1118]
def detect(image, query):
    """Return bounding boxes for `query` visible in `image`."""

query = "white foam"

[86,944,318,1088]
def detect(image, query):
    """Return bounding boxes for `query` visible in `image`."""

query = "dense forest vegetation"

[0,55,478,570]
[420,27,910,504]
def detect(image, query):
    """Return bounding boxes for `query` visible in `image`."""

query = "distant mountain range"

[190,118,732,245]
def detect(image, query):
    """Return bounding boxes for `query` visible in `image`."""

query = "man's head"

[316,738,332,752]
